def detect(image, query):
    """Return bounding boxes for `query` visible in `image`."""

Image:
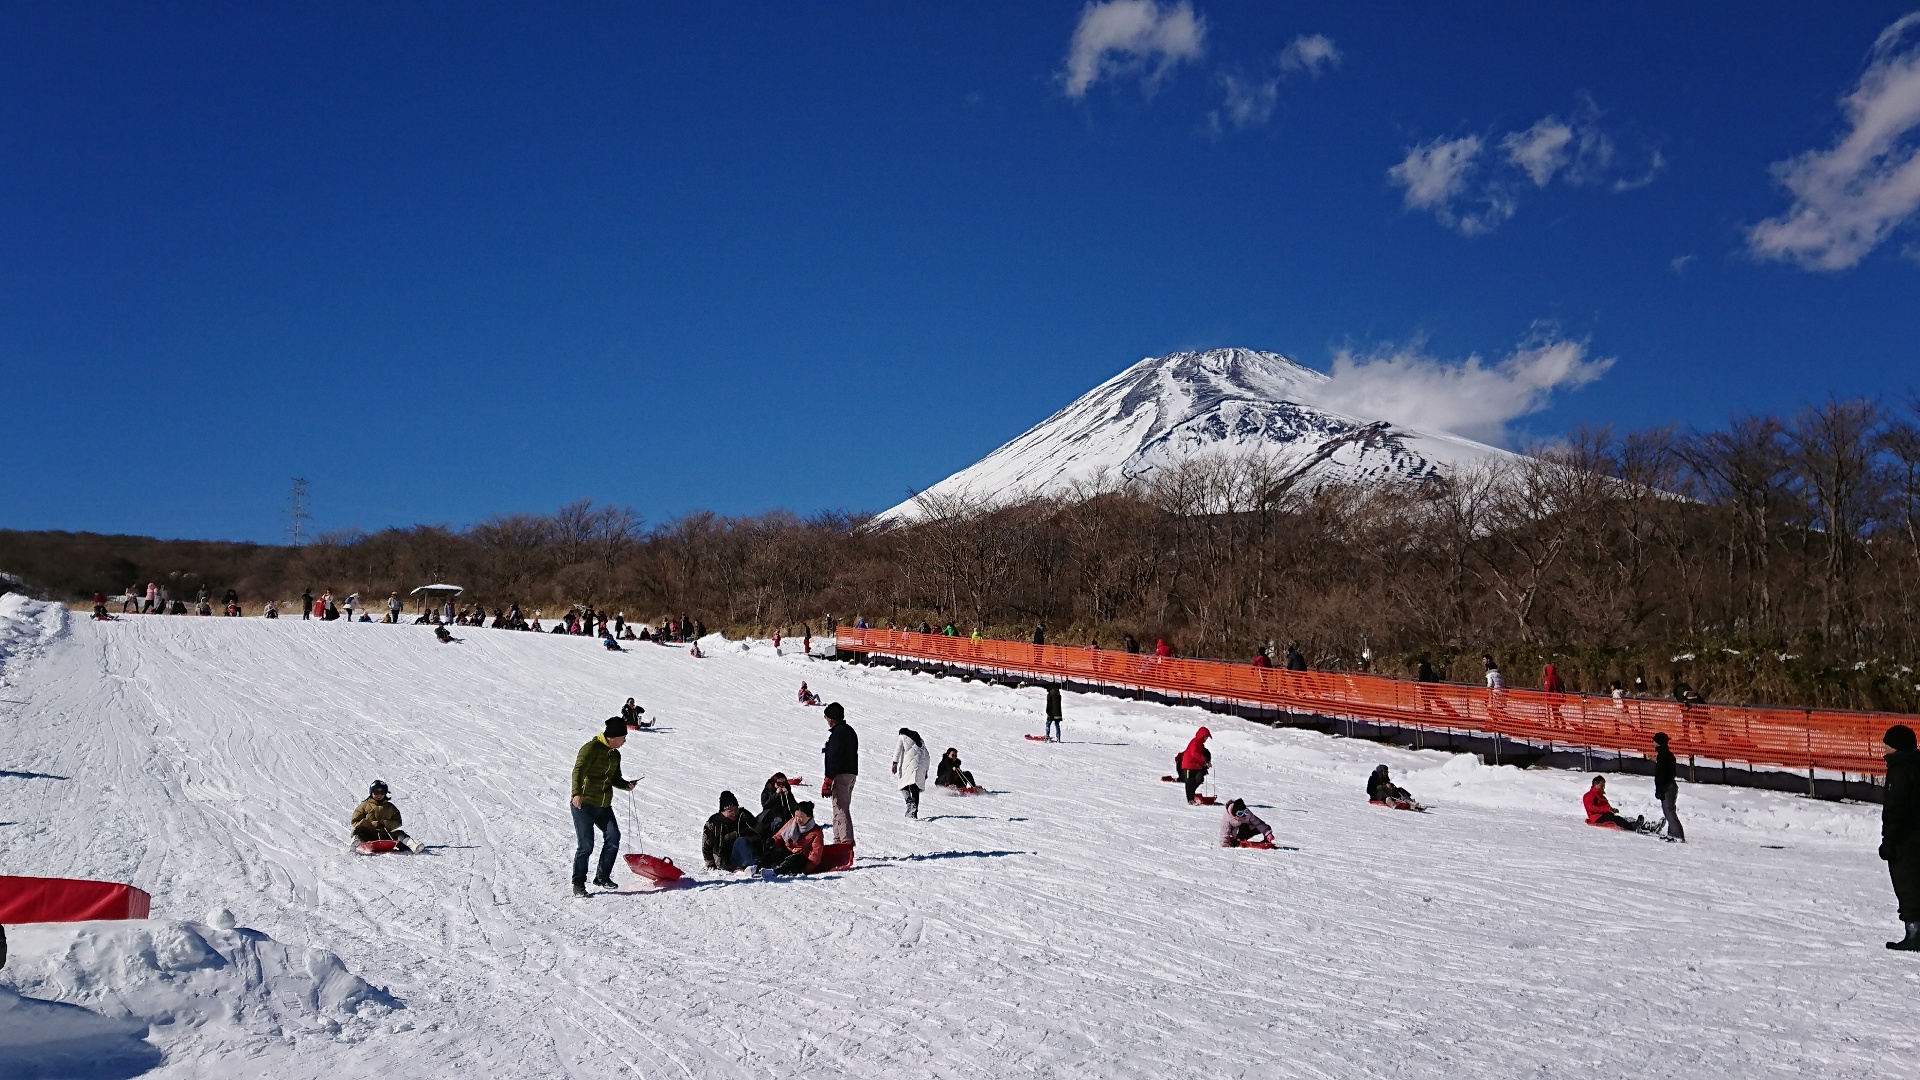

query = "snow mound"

[0,592,66,671]
[1,918,398,1045]
[0,984,161,1079]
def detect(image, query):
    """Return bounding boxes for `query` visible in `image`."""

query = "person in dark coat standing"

[1032,624,1045,646]
[1653,732,1684,841]
[1284,644,1307,672]
[1045,685,1063,742]
[822,702,859,847]
[1882,724,1920,950]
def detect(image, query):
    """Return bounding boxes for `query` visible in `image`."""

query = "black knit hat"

[719,790,739,811]
[1886,724,1917,752]
[824,702,844,722]
[1653,732,1669,744]
[604,716,628,739]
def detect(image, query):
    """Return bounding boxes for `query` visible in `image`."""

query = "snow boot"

[571,882,589,898]
[590,876,616,890]
[1886,922,1920,951]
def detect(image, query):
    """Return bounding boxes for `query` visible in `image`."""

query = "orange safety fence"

[835,629,1900,777]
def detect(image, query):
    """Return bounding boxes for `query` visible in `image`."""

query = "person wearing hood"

[1542,665,1565,693]
[1177,727,1213,804]
[892,727,930,819]
[1882,724,1920,950]
[1366,765,1422,811]
[1219,799,1273,847]
[701,791,761,871]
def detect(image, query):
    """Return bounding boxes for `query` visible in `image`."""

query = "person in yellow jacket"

[571,717,639,895]
[351,781,420,851]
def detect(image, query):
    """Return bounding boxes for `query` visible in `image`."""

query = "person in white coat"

[892,727,930,820]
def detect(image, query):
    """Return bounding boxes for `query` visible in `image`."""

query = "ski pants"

[1181,768,1207,803]
[1045,719,1062,741]
[726,836,757,870]
[902,784,920,818]
[571,804,620,884]
[831,773,856,846]
[1594,812,1641,831]
[1657,783,1684,840]
[1892,854,1920,923]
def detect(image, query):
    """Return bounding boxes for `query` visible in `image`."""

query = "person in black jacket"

[822,702,859,847]
[760,772,799,840]
[1032,624,1045,646]
[1045,685,1063,742]
[701,791,761,871]
[1284,644,1307,672]
[1882,724,1920,951]
[1653,733,1684,841]
[1365,765,1421,809]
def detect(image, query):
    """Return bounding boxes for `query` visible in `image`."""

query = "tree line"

[5,396,1918,713]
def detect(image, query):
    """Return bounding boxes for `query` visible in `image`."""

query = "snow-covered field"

[1,593,1915,1078]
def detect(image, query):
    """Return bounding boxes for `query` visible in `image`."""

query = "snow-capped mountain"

[876,348,1515,523]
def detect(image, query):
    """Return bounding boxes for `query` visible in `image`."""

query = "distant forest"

[6,397,1920,714]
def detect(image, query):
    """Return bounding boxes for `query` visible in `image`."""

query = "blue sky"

[4,2,1919,541]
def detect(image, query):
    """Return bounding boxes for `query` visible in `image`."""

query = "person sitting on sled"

[760,772,799,838]
[620,698,649,729]
[1177,727,1213,804]
[351,781,414,848]
[1219,799,1273,847]
[701,790,761,871]
[1583,775,1646,831]
[1366,765,1423,810]
[798,681,822,706]
[763,801,827,875]
[435,626,457,643]
[935,748,977,790]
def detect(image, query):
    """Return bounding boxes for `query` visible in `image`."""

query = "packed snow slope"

[2,599,1917,1078]
[877,348,1514,524]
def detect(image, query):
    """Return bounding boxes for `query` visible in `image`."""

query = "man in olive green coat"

[571,716,638,895]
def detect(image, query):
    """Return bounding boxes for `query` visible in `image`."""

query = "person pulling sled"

[1219,799,1274,847]
[1177,727,1213,804]
[1366,765,1425,811]
[352,781,421,852]
[570,717,640,895]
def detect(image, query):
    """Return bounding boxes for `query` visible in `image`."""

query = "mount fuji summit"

[876,348,1516,524]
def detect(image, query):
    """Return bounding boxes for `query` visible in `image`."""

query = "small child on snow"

[1219,799,1273,847]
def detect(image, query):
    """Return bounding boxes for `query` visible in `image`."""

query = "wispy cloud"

[1394,99,1661,235]
[1748,13,1920,270]
[1669,253,1697,276]
[1061,0,1207,99]
[1302,337,1613,445]
[1278,34,1342,78]
[1213,72,1279,131]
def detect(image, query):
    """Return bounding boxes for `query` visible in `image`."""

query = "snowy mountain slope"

[0,611,1912,1078]
[877,348,1515,523]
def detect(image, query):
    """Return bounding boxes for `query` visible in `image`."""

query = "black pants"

[772,851,814,875]
[1595,812,1640,830]
[902,785,920,817]
[1892,856,1920,922]
[1182,768,1206,802]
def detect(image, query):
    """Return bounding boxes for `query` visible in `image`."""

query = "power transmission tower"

[285,478,312,545]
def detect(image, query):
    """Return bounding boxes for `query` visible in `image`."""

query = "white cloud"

[1214,72,1278,130]
[1502,118,1575,186]
[1303,338,1613,445]
[1669,253,1697,275]
[1278,34,1341,78]
[1748,13,1920,270]
[1061,0,1207,99]
[1387,135,1514,234]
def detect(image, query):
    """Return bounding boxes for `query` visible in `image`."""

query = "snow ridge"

[878,347,1514,523]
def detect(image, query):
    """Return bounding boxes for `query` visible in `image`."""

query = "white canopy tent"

[410,584,464,612]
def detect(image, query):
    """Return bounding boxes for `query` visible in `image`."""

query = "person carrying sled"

[763,801,828,875]
[1045,684,1063,742]
[893,727,930,819]
[1219,799,1274,847]
[1366,765,1423,810]
[1582,776,1645,831]
[701,791,761,871]
[351,781,416,850]
[822,703,859,846]
[1881,724,1920,950]
[570,717,640,896]
[935,748,977,790]
[1177,727,1212,804]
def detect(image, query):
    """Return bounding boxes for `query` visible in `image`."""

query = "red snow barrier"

[0,876,151,923]
[837,628,1901,777]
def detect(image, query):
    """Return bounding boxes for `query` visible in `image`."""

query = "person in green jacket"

[571,717,639,895]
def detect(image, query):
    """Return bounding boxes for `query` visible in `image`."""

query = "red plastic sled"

[944,785,986,795]
[1161,775,1179,782]
[624,852,688,886]
[1229,839,1277,850]
[1193,795,1219,805]
[817,842,855,873]
[356,840,399,854]
[1369,799,1428,813]
[1023,735,1050,742]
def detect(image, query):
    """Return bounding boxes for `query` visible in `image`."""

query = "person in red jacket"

[1583,776,1645,831]
[1155,638,1173,657]
[1177,727,1212,804]
[764,801,827,875]
[1542,664,1565,693]
[1251,648,1271,669]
